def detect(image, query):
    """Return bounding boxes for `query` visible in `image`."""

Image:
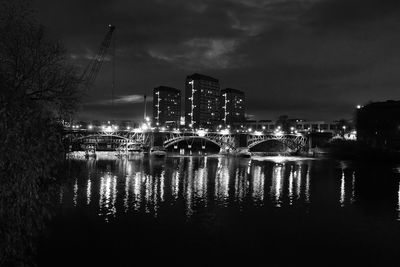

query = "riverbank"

[309,140,400,162]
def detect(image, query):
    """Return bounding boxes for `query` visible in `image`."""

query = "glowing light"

[197,129,206,137]
[141,123,149,131]
[356,105,361,109]
[254,131,262,136]
[88,125,93,130]
[220,129,230,135]
[160,127,166,131]
[340,170,345,207]
[104,126,113,132]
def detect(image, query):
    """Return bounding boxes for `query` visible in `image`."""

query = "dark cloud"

[305,0,400,28]
[34,0,400,121]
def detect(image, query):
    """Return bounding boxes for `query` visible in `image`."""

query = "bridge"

[64,127,309,154]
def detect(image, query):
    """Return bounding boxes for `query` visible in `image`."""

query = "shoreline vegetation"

[306,140,400,162]
[0,1,81,265]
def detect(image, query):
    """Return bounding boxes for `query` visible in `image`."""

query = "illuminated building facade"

[152,86,181,126]
[185,73,220,128]
[220,88,245,125]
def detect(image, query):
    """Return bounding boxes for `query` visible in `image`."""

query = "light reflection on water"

[59,155,400,222]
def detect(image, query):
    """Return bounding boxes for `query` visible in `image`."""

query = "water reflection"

[398,181,400,221]
[339,167,357,208]
[61,156,369,221]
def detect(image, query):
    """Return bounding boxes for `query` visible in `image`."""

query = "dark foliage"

[0,0,81,265]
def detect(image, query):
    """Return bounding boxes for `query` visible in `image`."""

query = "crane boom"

[82,25,116,88]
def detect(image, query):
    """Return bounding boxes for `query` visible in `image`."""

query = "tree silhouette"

[0,1,81,265]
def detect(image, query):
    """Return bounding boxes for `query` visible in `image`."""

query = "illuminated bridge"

[64,127,309,154]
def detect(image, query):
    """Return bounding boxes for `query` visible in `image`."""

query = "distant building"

[185,73,220,128]
[152,86,181,127]
[232,119,341,134]
[295,120,338,133]
[220,88,245,125]
[357,100,400,149]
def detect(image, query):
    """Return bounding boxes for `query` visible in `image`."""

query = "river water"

[37,154,400,266]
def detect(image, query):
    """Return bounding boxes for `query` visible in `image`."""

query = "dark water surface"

[37,154,400,266]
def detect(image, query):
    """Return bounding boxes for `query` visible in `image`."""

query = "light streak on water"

[252,165,265,203]
[185,157,194,218]
[288,166,294,205]
[305,165,310,204]
[87,178,91,205]
[397,180,400,221]
[296,165,302,200]
[351,171,356,204]
[215,157,230,204]
[99,173,117,221]
[73,178,78,206]
[271,164,283,207]
[340,170,345,207]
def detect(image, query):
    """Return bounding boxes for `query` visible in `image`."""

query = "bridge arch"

[164,136,223,148]
[248,138,293,151]
[247,135,307,152]
[74,134,131,142]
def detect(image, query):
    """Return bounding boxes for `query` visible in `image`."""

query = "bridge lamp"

[126,126,131,130]
[141,123,149,131]
[248,128,252,132]
[105,126,113,133]
[197,129,206,137]
[161,127,166,131]
[88,125,93,130]
[220,129,230,135]
[262,126,266,130]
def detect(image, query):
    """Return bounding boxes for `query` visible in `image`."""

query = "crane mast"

[81,24,116,88]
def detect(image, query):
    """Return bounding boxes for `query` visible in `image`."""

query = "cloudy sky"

[35,0,400,122]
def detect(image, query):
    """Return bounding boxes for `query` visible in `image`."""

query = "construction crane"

[67,25,115,129]
[81,24,116,88]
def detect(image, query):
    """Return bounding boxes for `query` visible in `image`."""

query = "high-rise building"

[220,88,245,125]
[152,86,181,127]
[185,73,220,128]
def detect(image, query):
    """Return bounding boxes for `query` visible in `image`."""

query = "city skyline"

[35,0,400,122]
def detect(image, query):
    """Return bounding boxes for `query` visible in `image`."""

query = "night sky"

[35,0,400,122]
